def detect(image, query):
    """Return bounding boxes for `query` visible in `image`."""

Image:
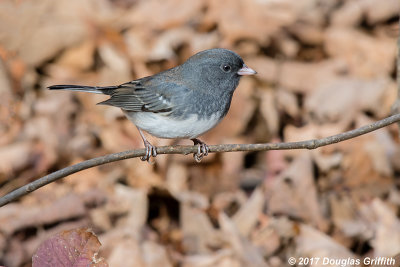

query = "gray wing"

[98,79,184,113]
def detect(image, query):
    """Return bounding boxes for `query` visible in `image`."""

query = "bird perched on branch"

[49,48,256,162]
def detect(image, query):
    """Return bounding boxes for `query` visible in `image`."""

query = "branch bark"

[0,113,400,207]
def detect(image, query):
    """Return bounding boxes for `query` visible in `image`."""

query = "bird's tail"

[48,85,119,95]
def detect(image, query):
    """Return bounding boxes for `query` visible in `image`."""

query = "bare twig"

[0,113,400,207]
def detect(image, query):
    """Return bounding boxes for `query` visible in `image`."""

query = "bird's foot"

[141,140,157,162]
[137,127,157,163]
[191,138,209,162]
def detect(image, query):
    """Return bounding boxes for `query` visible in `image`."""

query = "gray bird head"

[180,48,256,95]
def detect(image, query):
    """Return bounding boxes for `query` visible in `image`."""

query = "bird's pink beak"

[237,64,257,76]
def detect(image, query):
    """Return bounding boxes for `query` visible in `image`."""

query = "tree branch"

[1,113,400,207]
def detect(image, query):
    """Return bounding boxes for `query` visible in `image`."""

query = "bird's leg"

[137,127,157,162]
[191,138,209,162]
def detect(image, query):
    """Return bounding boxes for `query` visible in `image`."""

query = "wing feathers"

[50,80,178,113]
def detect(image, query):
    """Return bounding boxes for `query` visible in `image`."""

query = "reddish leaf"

[32,228,108,267]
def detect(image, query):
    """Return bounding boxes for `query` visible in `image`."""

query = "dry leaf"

[331,0,363,27]
[279,60,346,94]
[362,0,400,24]
[107,238,145,267]
[295,224,358,265]
[0,0,88,66]
[219,212,268,267]
[32,228,108,267]
[324,28,396,77]
[367,199,400,257]
[232,187,264,236]
[0,194,86,235]
[267,152,327,230]
[142,241,173,267]
[181,201,219,253]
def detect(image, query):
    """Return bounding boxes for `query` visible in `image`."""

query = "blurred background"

[0,0,399,266]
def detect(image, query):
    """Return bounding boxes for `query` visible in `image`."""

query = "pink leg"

[137,127,157,162]
[191,138,209,162]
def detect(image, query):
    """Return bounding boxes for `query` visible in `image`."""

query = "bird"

[49,48,257,162]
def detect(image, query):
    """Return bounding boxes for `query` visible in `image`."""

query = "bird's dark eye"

[221,64,231,73]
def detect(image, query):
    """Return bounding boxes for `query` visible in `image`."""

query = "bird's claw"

[141,141,157,162]
[192,139,209,162]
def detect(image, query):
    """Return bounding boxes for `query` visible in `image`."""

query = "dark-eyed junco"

[49,48,256,162]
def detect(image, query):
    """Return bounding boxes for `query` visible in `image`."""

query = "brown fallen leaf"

[104,185,148,234]
[181,201,220,253]
[251,215,281,258]
[127,0,205,31]
[362,0,400,24]
[232,187,265,237]
[166,162,189,196]
[338,132,393,194]
[2,238,25,267]
[219,212,268,267]
[32,228,108,267]
[331,0,363,27]
[204,0,297,46]
[106,237,145,267]
[312,149,343,173]
[276,88,300,118]
[0,0,88,67]
[0,194,86,235]
[183,249,239,267]
[365,199,400,257]
[329,194,368,238]
[324,28,396,78]
[142,240,173,267]
[97,42,132,84]
[148,27,194,61]
[267,152,328,231]
[23,219,91,264]
[295,224,358,264]
[279,60,346,94]
[0,141,34,178]
[289,22,324,46]
[305,78,393,123]
[305,78,359,123]
[56,40,95,71]
[259,88,280,136]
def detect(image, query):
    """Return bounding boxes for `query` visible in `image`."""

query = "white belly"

[125,111,222,139]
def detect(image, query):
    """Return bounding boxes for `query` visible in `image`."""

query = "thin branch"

[1,113,400,207]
